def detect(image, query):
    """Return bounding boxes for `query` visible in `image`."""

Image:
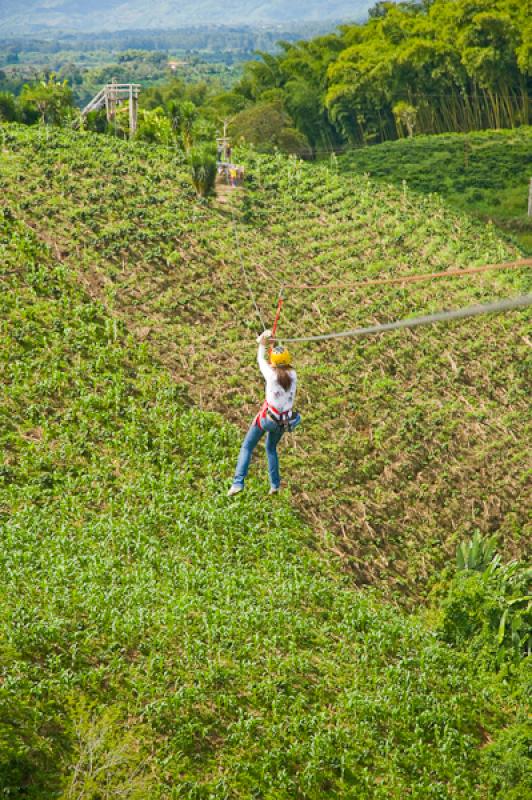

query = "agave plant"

[188,145,217,199]
[456,531,498,572]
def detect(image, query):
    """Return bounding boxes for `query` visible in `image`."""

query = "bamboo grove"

[227,0,531,152]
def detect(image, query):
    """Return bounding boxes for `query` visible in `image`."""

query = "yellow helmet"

[270,345,292,367]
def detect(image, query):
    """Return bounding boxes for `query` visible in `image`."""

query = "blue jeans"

[233,416,284,490]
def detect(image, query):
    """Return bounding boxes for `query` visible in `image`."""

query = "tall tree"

[19,76,73,125]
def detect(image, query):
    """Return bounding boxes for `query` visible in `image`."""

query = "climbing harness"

[256,401,298,432]
[267,409,299,433]
[267,404,298,432]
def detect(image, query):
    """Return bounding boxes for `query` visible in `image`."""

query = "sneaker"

[269,487,280,495]
[227,485,243,497]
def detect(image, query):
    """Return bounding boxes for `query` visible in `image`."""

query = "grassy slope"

[3,209,528,799]
[0,124,530,598]
[338,128,532,253]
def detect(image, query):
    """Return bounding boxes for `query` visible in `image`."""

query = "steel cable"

[276,295,532,343]
[230,206,267,330]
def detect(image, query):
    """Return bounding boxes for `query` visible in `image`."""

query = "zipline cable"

[276,295,532,344]
[269,291,284,355]
[230,207,266,329]
[271,292,284,339]
[270,260,530,341]
[281,259,532,291]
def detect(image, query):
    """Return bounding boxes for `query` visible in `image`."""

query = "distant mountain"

[0,1,373,34]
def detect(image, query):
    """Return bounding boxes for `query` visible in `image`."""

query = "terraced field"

[1,199,530,800]
[338,128,532,253]
[1,124,530,597]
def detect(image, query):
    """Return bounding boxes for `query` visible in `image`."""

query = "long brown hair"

[274,365,294,391]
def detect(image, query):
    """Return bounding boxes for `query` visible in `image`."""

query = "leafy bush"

[84,109,108,134]
[135,107,174,145]
[435,535,531,799]
[19,76,74,126]
[188,143,217,197]
[0,91,16,122]
[441,535,531,666]
[393,101,417,138]
[481,722,532,800]
[231,100,312,155]
[0,690,67,798]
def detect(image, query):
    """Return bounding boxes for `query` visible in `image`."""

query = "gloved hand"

[256,329,272,344]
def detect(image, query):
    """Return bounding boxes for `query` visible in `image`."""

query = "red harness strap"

[255,401,292,430]
[269,295,283,357]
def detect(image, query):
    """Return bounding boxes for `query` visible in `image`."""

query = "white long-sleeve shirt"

[257,344,297,413]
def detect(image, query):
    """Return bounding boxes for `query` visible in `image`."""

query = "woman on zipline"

[228,330,300,496]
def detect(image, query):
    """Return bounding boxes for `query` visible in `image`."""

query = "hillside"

[0,124,530,597]
[338,128,532,254]
[1,198,530,798]
[0,1,371,34]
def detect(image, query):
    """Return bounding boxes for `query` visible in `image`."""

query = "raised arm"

[256,330,273,380]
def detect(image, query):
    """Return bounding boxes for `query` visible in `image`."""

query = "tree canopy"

[219,0,531,151]
[19,76,74,125]
[1,1,529,157]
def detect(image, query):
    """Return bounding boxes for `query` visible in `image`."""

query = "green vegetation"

[189,144,218,197]
[1,186,530,799]
[0,24,333,108]
[0,54,238,114]
[0,0,532,788]
[230,100,312,157]
[3,0,531,161]
[338,127,532,253]
[0,75,74,126]
[1,5,530,792]
[0,123,529,600]
[18,75,74,125]
[219,0,531,153]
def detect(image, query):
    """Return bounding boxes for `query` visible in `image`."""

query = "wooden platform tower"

[82,80,141,137]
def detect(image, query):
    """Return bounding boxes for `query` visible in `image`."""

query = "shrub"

[135,108,174,145]
[231,100,311,156]
[19,76,74,126]
[85,109,109,134]
[0,91,16,122]
[188,144,217,197]
[277,126,313,158]
[481,721,532,800]
[456,530,498,572]
[0,691,67,798]
[440,534,531,666]
[393,101,418,138]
